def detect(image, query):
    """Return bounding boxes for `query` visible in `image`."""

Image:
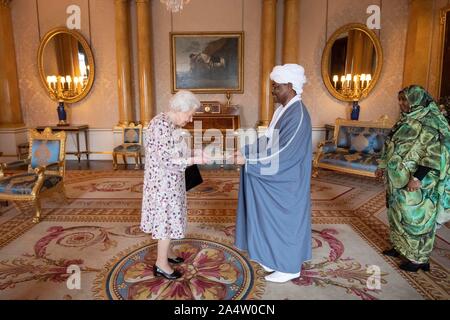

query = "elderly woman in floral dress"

[140,90,204,280]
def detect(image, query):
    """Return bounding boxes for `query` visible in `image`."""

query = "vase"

[57,101,68,126]
[351,101,360,120]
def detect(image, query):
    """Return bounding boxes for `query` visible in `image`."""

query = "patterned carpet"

[0,168,448,300]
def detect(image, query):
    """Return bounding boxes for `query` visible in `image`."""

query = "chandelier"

[160,0,191,13]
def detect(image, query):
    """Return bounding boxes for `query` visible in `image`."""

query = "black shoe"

[382,248,400,257]
[399,261,430,273]
[168,257,185,264]
[153,265,182,280]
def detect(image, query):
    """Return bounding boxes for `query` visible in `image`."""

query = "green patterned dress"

[378,86,450,263]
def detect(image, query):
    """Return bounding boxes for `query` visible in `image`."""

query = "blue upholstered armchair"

[0,128,67,223]
[313,117,393,177]
[113,123,143,170]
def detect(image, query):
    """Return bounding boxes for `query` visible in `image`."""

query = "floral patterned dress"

[140,113,189,239]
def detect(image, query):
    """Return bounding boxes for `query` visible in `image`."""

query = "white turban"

[270,64,307,97]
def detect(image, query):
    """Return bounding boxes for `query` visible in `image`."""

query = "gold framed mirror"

[38,27,95,104]
[321,23,383,102]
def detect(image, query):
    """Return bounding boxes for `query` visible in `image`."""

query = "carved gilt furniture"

[0,128,67,223]
[313,117,393,178]
[113,123,143,170]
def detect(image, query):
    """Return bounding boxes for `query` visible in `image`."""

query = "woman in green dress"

[376,85,450,272]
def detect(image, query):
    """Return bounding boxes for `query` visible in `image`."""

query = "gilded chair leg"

[113,153,118,170]
[123,155,128,166]
[134,155,139,170]
[312,167,319,178]
[33,198,42,223]
[61,184,70,205]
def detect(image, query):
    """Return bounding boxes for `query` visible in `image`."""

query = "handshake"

[188,150,246,165]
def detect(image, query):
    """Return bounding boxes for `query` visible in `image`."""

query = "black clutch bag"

[185,164,203,191]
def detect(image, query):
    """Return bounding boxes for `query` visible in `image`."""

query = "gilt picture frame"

[170,32,244,93]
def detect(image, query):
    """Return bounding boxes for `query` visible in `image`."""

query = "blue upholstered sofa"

[313,117,393,177]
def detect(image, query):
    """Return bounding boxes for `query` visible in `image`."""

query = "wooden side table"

[183,104,240,150]
[36,125,90,163]
[17,142,29,160]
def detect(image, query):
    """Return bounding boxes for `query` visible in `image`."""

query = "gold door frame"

[438,5,450,99]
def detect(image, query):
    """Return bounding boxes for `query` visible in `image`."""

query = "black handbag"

[185,164,203,191]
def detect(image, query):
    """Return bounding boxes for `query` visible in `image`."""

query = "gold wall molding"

[258,0,277,127]
[437,5,450,98]
[403,0,434,89]
[115,0,134,125]
[0,0,24,127]
[136,0,155,126]
[282,0,300,64]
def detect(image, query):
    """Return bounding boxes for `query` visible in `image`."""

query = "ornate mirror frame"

[321,23,383,102]
[37,27,95,104]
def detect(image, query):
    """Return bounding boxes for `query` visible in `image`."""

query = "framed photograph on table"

[170,32,244,94]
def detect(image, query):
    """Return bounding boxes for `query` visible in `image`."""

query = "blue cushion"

[349,132,378,154]
[124,129,140,144]
[114,144,142,153]
[0,173,62,195]
[322,142,337,154]
[369,128,391,152]
[336,126,351,148]
[319,149,380,172]
[337,126,390,152]
[31,140,60,169]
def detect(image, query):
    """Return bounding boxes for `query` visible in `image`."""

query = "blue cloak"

[234,100,312,273]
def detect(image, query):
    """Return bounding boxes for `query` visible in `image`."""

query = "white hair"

[169,90,201,112]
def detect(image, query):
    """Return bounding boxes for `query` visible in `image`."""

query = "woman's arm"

[151,120,189,172]
[402,123,438,191]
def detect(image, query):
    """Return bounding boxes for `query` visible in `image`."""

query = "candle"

[52,76,58,89]
[66,75,72,90]
[346,74,352,88]
[353,75,359,90]
[333,75,339,89]
[74,77,79,93]
[360,74,366,88]
[46,76,52,89]
[340,75,346,88]
[366,74,372,86]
